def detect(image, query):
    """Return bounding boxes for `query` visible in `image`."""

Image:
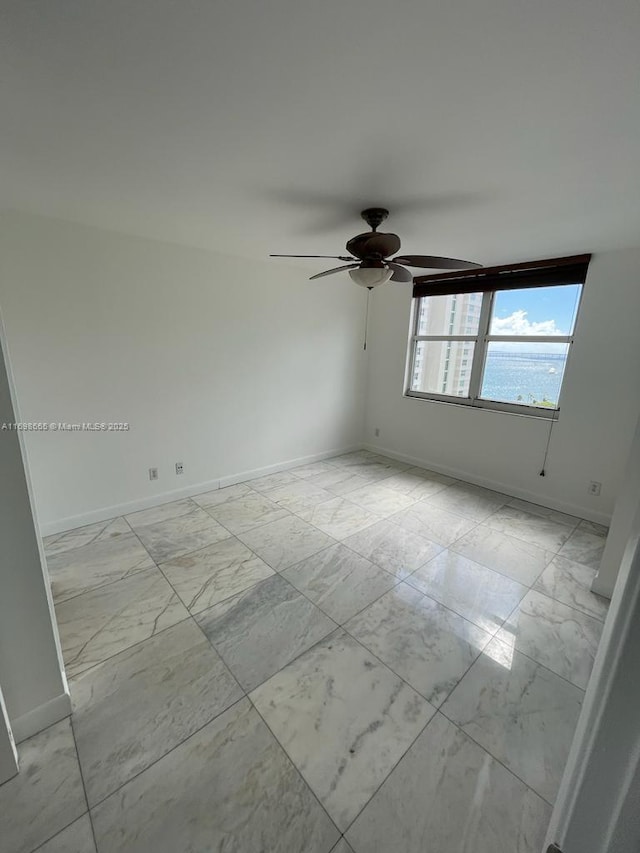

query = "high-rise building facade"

[412,292,483,396]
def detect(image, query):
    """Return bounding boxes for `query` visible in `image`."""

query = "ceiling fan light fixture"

[349,266,393,288]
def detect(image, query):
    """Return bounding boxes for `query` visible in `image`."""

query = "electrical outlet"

[374,427,380,437]
[149,467,158,481]
[588,480,602,496]
[175,462,184,475]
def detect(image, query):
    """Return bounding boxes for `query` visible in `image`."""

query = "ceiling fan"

[271,208,481,288]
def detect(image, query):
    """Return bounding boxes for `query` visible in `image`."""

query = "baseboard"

[364,442,612,526]
[39,443,361,536]
[40,438,609,534]
[215,444,360,488]
[12,691,72,743]
[39,476,223,536]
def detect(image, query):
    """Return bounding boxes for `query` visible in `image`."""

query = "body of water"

[481,352,567,407]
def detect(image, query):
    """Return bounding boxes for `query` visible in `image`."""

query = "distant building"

[412,293,482,395]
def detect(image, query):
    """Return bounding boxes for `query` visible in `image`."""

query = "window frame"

[406,286,582,419]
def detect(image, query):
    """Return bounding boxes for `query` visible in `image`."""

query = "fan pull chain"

[363,288,371,351]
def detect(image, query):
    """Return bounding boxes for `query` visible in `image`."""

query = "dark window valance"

[412,254,591,298]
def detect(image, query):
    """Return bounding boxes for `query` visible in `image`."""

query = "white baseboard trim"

[364,442,612,526]
[39,477,222,536]
[12,691,72,743]
[39,444,361,536]
[40,438,609,534]
[216,444,359,488]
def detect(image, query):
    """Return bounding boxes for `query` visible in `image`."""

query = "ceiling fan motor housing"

[346,231,402,260]
[360,207,389,231]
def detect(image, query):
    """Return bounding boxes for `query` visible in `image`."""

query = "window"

[406,255,588,417]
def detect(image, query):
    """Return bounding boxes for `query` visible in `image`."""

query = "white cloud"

[491,309,565,336]
[490,310,568,354]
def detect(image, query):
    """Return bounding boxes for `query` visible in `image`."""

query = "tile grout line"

[71,585,342,843]
[245,693,344,843]
[63,469,600,686]
[55,519,195,679]
[29,818,90,853]
[436,704,557,809]
[464,534,609,620]
[263,503,466,639]
[52,500,474,612]
[43,454,602,559]
[53,503,292,612]
[69,715,101,853]
[464,548,599,692]
[51,461,605,683]
[77,512,254,808]
[42,462,587,587]
[122,524,256,703]
[200,491,296,538]
[399,559,597,694]
[338,619,447,709]
[61,523,336,683]
[517,584,608,627]
[225,545,488,729]
[335,591,495,712]
[282,565,404,630]
[284,505,492,633]
[334,538,601,695]
[128,491,293,556]
[179,499,492,729]
[473,629,591,694]
[249,506,595,800]
[40,452,603,846]
[68,509,252,775]
[45,467,532,584]
[64,613,195,682]
[84,695,248,815]
[340,688,552,839]
[58,546,590,709]
[51,559,160,607]
[408,499,607,616]
[151,559,252,702]
[29,813,89,853]
[337,700,445,838]
[431,578,588,798]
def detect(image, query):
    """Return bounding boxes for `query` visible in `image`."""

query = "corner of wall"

[11,691,72,744]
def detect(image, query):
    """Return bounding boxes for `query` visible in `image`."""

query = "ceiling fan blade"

[309,263,361,280]
[392,255,481,270]
[270,254,354,260]
[387,263,413,283]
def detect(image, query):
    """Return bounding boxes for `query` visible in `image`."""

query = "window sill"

[404,391,559,421]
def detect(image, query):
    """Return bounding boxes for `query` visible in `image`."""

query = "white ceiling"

[2,0,639,268]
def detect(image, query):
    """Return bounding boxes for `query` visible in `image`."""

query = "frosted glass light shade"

[349,266,393,288]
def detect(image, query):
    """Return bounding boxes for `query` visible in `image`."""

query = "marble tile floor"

[2,450,611,853]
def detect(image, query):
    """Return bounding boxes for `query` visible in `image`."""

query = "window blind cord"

[540,285,578,476]
[539,413,558,476]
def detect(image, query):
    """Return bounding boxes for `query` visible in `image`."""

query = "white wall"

[0,318,69,741]
[2,211,638,531]
[364,248,640,523]
[592,413,640,597]
[0,212,367,531]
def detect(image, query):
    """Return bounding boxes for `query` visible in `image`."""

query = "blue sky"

[493,284,582,335]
